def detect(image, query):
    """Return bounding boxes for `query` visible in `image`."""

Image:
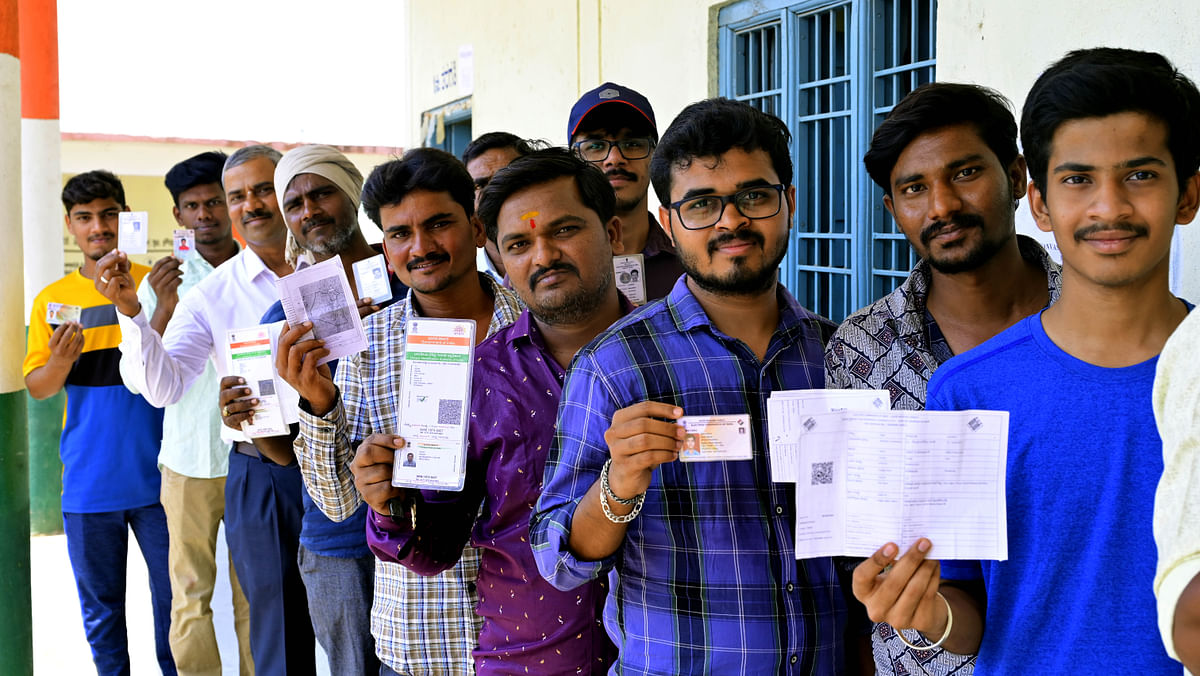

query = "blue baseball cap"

[567,82,658,143]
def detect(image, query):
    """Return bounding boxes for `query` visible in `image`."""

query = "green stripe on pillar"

[0,389,33,670]
[26,388,62,535]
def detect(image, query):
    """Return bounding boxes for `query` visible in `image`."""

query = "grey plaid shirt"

[296,273,523,675]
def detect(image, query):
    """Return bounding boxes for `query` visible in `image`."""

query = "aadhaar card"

[46,302,83,326]
[226,326,289,438]
[678,413,754,462]
[352,253,393,304]
[392,318,475,492]
[118,211,149,255]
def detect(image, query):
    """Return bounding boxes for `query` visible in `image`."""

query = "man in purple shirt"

[352,148,625,674]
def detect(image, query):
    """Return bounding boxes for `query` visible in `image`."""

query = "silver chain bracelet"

[599,459,645,524]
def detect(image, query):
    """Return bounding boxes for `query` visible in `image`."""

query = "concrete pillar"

[19,0,63,535]
[1,0,36,671]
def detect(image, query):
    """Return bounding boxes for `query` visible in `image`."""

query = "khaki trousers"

[160,466,254,676]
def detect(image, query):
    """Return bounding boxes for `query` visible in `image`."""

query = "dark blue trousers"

[224,450,316,676]
[63,505,176,676]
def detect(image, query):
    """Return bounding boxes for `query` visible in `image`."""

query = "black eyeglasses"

[571,138,656,163]
[668,184,786,230]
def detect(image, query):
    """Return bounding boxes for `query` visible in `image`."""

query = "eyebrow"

[679,178,773,201]
[1052,156,1168,173]
[500,214,586,245]
[893,154,988,188]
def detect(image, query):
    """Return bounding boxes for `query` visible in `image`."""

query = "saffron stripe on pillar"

[0,0,35,672]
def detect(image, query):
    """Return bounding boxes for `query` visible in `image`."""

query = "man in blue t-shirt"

[849,48,1200,674]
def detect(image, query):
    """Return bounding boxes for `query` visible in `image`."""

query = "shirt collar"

[664,274,815,339]
[396,271,520,330]
[239,245,277,283]
[642,213,676,258]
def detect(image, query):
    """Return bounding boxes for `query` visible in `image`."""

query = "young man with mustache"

[569,82,684,302]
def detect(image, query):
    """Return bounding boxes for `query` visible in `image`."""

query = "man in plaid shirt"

[278,148,522,675]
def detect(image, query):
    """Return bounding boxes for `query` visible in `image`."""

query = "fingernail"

[918,539,931,553]
[393,437,404,446]
[238,378,245,384]
[673,407,683,418]
[883,543,897,557]
[251,399,259,405]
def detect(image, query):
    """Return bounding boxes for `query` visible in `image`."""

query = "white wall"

[937,0,1200,298]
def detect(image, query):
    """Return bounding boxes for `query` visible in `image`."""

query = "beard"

[678,228,787,297]
[302,217,357,257]
[527,262,614,326]
[919,212,1007,274]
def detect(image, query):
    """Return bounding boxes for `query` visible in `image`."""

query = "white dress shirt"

[119,246,284,444]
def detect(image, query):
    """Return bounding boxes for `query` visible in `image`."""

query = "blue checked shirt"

[530,277,850,675]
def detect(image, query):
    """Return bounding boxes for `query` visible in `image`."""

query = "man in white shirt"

[95,145,318,675]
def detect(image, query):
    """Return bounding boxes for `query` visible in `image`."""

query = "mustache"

[919,213,984,246]
[528,262,579,288]
[241,208,273,224]
[605,169,637,182]
[707,229,764,254]
[406,252,451,271]
[1074,221,1148,242]
[301,216,336,236]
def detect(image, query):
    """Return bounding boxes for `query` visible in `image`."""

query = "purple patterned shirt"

[367,309,616,675]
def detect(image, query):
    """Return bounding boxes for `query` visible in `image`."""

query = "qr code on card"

[257,379,276,396]
[438,399,463,425]
[811,461,833,486]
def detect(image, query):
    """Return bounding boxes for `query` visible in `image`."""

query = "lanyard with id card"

[391,318,476,492]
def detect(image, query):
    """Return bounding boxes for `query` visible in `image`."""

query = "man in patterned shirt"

[530,98,849,674]
[278,147,522,675]
[823,83,1062,675]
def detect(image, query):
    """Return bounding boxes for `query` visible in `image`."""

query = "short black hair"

[62,170,126,213]
[476,147,616,243]
[165,151,229,205]
[649,98,792,206]
[462,132,540,165]
[1022,47,1200,197]
[864,83,1019,197]
[361,148,476,230]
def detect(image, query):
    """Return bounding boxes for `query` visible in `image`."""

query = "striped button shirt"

[296,273,523,675]
[530,277,849,675]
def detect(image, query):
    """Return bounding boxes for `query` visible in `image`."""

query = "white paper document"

[118,211,149,255]
[391,318,476,492]
[352,253,393,304]
[225,326,290,438]
[275,257,368,366]
[766,389,891,482]
[790,409,1008,561]
[613,254,646,305]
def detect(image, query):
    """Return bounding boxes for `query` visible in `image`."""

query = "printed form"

[787,409,1008,561]
[275,257,368,365]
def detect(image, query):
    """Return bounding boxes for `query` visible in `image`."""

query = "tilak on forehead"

[521,210,539,229]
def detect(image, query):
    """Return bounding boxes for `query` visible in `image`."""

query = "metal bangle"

[895,592,954,651]
[601,458,640,505]
[599,460,645,524]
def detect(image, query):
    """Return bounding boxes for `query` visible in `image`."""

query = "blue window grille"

[720,0,936,322]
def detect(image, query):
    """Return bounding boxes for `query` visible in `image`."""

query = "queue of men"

[22,46,1200,676]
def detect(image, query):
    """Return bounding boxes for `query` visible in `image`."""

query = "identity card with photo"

[118,211,149,255]
[352,253,393,304]
[173,228,196,260]
[225,326,289,438]
[678,413,754,462]
[46,302,83,326]
[391,318,476,492]
[275,256,368,366]
[613,253,646,305]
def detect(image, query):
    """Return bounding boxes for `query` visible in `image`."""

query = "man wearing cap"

[569,82,684,303]
[136,151,253,676]
[96,145,314,674]
[220,144,408,675]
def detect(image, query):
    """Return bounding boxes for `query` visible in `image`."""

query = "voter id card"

[173,229,195,260]
[118,211,149,255]
[679,414,754,462]
[352,253,393,304]
[613,254,646,305]
[46,302,83,326]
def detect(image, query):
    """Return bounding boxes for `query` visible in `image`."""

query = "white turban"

[274,144,364,212]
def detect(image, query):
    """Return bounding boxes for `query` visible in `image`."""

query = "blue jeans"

[63,505,176,676]
[298,545,380,675]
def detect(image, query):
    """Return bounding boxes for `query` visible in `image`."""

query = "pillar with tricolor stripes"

[1,0,36,671]
[20,0,64,536]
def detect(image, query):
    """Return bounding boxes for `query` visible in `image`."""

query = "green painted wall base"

[26,389,63,535]
[0,389,33,674]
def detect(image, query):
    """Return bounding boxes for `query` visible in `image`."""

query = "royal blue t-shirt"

[260,267,408,559]
[930,309,1185,674]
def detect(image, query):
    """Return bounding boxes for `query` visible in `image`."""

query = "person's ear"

[657,205,676,247]
[1027,180,1053,233]
[173,206,184,226]
[607,216,624,254]
[1009,155,1029,201]
[1174,171,1200,225]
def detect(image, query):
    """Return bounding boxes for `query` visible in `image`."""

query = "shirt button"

[790,655,798,664]
[786,582,794,592]
[775,505,784,515]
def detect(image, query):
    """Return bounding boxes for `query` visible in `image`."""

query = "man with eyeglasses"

[568,82,684,303]
[532,98,851,674]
